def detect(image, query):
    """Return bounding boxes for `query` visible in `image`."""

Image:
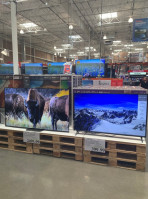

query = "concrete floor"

[0,149,148,199]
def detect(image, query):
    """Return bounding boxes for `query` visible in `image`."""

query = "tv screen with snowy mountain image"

[74,93,147,137]
[5,88,69,132]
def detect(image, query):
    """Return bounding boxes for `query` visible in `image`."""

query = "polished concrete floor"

[0,149,148,199]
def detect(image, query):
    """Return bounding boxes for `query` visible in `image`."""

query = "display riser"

[0,127,146,171]
[0,130,33,154]
[33,133,83,161]
[83,141,146,171]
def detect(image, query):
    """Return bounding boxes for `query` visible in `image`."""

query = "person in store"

[140,77,148,89]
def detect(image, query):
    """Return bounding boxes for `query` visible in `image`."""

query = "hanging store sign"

[63,62,72,74]
[133,18,148,42]
[93,80,111,86]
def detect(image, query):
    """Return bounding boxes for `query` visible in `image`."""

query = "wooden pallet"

[8,136,33,154]
[83,140,146,171]
[33,133,83,161]
[0,130,9,149]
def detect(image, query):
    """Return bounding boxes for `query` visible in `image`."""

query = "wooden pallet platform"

[33,133,83,161]
[0,126,146,171]
[83,140,146,171]
[0,130,9,149]
[38,133,83,147]
[8,135,33,154]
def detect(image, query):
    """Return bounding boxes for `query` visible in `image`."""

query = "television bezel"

[5,87,70,132]
[73,92,147,137]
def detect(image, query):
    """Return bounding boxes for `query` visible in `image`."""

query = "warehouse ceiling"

[0,0,148,59]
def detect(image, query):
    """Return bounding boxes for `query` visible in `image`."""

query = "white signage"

[23,131,40,144]
[93,80,111,86]
[84,138,105,153]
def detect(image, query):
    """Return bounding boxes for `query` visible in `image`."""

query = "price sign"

[84,138,105,153]
[23,131,40,144]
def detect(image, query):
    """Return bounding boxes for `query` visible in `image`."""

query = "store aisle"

[0,149,148,199]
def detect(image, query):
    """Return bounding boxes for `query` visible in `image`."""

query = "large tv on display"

[23,76,71,90]
[21,63,43,75]
[0,76,23,108]
[0,64,13,74]
[75,59,105,77]
[5,88,69,132]
[47,62,65,74]
[74,93,147,137]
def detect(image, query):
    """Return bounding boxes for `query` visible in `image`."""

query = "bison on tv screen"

[5,88,69,132]
[74,93,147,137]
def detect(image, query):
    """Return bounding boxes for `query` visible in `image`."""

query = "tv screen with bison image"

[74,93,147,137]
[5,88,69,132]
[0,78,24,108]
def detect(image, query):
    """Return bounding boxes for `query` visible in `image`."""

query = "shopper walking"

[140,77,148,89]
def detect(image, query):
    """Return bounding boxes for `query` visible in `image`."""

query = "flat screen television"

[0,64,13,74]
[74,93,147,137]
[0,76,23,108]
[24,76,70,90]
[5,88,69,132]
[47,62,65,74]
[21,63,43,75]
[75,59,105,77]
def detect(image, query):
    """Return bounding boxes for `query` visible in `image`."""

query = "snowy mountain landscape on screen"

[74,93,146,137]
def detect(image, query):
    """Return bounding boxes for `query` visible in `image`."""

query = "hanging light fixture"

[1,49,9,56]
[69,24,73,30]
[128,17,133,23]
[20,29,24,34]
[103,35,107,39]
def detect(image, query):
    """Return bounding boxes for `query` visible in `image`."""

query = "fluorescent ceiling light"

[55,48,65,53]
[124,44,133,47]
[100,12,117,19]
[113,40,121,43]
[94,53,100,57]
[69,35,81,39]
[77,51,85,55]
[135,48,143,51]
[69,35,82,42]
[17,0,28,2]
[114,49,122,52]
[70,54,77,58]
[85,47,94,51]
[20,22,37,28]
[128,17,133,23]
[62,44,73,49]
